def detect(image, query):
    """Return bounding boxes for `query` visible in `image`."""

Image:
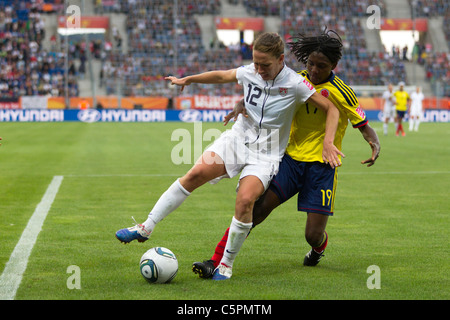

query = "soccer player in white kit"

[115,33,343,280]
[382,83,396,136]
[409,86,424,132]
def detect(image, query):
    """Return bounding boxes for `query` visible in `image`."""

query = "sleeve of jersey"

[351,104,369,128]
[345,95,368,128]
[296,77,316,102]
[236,64,252,86]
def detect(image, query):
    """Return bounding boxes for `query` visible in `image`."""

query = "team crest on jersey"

[279,87,288,96]
[321,89,330,98]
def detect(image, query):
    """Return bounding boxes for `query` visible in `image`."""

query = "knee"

[305,229,324,248]
[235,193,259,223]
[181,167,208,192]
[236,193,257,212]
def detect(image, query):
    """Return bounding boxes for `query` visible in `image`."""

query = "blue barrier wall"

[0,109,448,123]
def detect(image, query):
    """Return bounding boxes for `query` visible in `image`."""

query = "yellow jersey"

[286,70,368,163]
[393,90,410,111]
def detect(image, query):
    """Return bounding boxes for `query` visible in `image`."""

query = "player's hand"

[165,76,189,92]
[361,141,380,167]
[223,99,247,126]
[322,142,345,169]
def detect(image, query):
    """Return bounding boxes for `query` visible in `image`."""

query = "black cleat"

[303,249,325,266]
[192,259,216,279]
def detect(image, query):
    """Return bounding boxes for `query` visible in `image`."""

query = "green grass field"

[0,121,448,301]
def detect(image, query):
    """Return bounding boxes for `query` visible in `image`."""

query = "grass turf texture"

[0,121,448,300]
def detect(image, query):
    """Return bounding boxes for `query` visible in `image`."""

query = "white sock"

[220,217,252,268]
[409,119,414,131]
[143,179,191,231]
[415,120,420,131]
[383,123,388,135]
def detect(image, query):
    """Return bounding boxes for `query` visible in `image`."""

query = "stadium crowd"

[103,0,402,96]
[278,0,407,86]
[0,0,78,98]
[0,0,448,99]
[409,0,448,17]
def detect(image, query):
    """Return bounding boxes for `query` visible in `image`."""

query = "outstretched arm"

[358,124,380,167]
[165,69,238,92]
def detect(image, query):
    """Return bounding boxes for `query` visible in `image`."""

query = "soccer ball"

[139,247,178,284]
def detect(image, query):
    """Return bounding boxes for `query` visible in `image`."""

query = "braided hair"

[288,27,343,66]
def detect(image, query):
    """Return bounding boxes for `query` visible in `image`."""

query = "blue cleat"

[115,222,151,244]
[212,264,232,280]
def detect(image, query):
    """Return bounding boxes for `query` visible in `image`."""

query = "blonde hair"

[253,32,284,58]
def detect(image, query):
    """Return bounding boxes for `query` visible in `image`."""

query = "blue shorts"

[269,154,338,215]
[397,110,406,119]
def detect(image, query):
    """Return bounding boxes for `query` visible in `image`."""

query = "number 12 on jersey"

[246,84,262,106]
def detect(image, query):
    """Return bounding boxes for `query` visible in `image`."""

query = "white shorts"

[410,105,422,117]
[205,129,279,191]
[383,106,396,120]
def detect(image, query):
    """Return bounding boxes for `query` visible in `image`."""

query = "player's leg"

[383,111,389,135]
[192,188,282,278]
[143,151,226,228]
[398,111,405,136]
[415,113,421,131]
[212,175,264,280]
[115,151,226,243]
[395,114,399,135]
[303,212,329,266]
[409,114,414,131]
[193,154,300,278]
[298,162,336,266]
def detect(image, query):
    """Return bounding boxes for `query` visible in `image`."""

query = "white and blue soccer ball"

[139,247,178,284]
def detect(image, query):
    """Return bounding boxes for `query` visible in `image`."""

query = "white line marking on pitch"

[0,175,63,300]
[64,173,182,177]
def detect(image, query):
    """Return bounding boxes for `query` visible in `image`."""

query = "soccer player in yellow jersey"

[394,82,410,136]
[192,29,380,277]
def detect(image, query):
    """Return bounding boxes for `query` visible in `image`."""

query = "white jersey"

[206,63,315,189]
[382,90,395,110]
[233,63,315,161]
[410,91,424,115]
[382,90,396,120]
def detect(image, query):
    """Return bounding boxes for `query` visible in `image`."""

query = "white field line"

[64,173,182,177]
[0,175,64,300]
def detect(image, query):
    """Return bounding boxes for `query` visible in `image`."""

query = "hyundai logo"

[179,110,202,122]
[77,109,101,123]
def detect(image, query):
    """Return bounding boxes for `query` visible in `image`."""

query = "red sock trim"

[313,231,328,253]
[211,227,229,268]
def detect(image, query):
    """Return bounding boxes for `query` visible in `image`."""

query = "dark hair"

[287,27,343,66]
